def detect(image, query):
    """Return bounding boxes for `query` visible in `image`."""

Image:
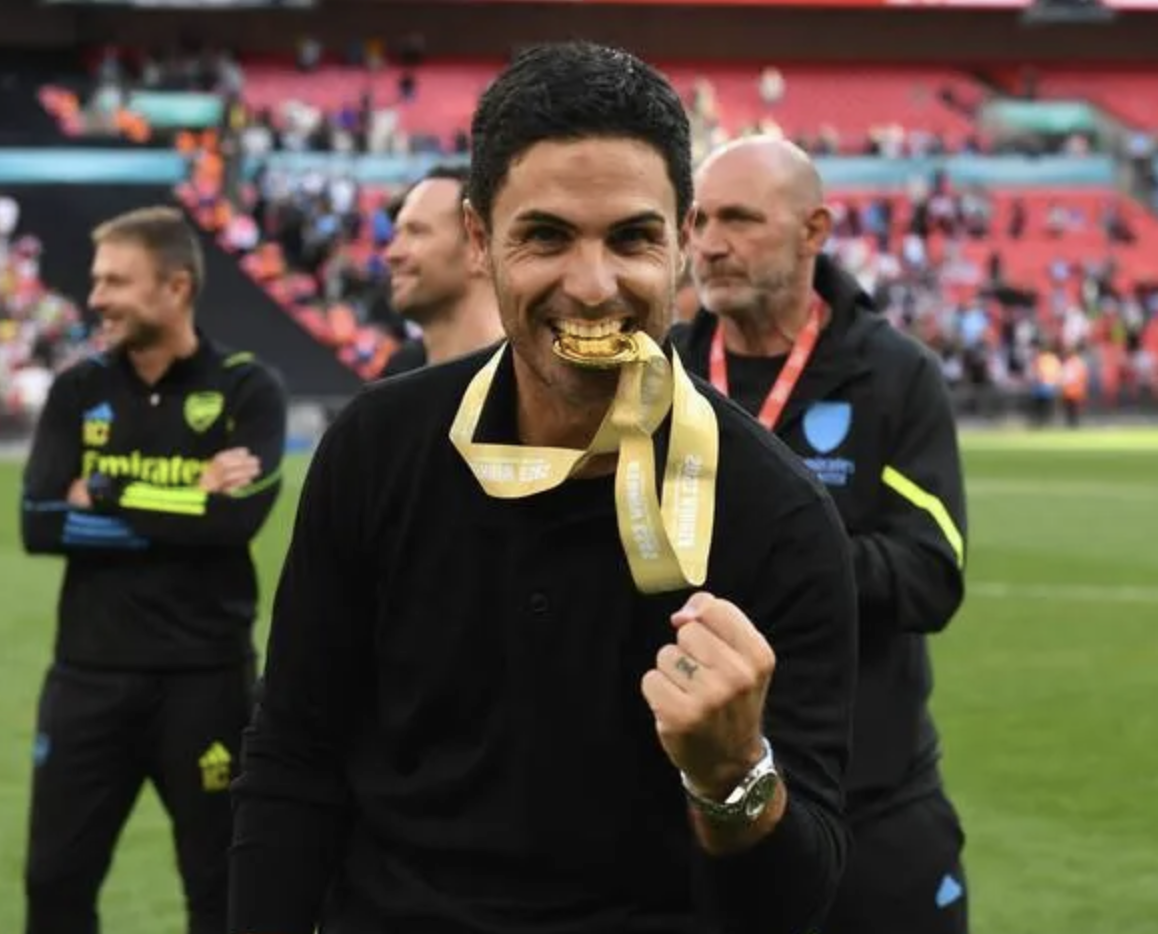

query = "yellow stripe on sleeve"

[881,466,965,568]
[119,483,209,516]
[226,466,282,500]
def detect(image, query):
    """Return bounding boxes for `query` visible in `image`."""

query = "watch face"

[743,771,779,821]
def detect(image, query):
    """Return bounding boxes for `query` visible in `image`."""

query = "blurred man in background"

[378,164,503,377]
[674,136,970,934]
[19,206,287,934]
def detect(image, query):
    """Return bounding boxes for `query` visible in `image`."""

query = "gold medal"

[552,330,641,369]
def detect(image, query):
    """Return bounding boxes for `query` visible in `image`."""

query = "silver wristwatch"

[680,738,780,825]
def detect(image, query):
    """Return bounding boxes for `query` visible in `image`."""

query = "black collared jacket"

[230,343,857,934]
[672,254,968,815]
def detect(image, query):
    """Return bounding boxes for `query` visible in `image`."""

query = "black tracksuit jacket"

[672,254,968,818]
[20,335,287,671]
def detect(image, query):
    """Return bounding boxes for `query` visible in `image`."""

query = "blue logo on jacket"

[802,401,851,454]
[936,873,964,908]
[801,401,856,487]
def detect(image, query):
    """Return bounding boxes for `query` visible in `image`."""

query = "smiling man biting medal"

[229,42,858,934]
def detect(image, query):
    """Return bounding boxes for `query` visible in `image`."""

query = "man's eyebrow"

[511,210,574,230]
[611,211,667,229]
[698,203,766,222]
[511,210,668,230]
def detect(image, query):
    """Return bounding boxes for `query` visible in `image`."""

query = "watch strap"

[680,737,778,824]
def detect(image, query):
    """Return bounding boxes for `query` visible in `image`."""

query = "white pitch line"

[963,441,1158,453]
[967,479,1158,502]
[969,582,1158,604]
[960,428,1158,452]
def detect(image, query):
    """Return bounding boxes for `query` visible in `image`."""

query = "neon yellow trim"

[120,498,204,516]
[120,483,209,516]
[121,484,207,505]
[223,351,255,368]
[881,466,965,568]
[227,465,282,500]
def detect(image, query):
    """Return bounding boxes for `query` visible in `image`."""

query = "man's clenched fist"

[641,591,776,800]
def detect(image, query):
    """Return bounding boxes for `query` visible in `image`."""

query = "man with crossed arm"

[20,206,286,934]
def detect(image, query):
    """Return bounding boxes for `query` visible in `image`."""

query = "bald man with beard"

[671,137,970,934]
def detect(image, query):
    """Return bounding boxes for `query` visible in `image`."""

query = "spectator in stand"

[758,67,786,107]
[1008,197,1027,239]
[6,347,54,422]
[378,165,503,377]
[0,190,19,262]
[1029,341,1063,425]
[1060,344,1090,427]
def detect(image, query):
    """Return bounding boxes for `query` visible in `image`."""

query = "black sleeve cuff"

[228,793,346,934]
[691,793,841,934]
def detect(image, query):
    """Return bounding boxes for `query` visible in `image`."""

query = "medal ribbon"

[449,332,719,594]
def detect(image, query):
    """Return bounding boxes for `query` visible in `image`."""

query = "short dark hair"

[467,41,693,229]
[389,163,470,223]
[425,163,470,188]
[92,205,204,300]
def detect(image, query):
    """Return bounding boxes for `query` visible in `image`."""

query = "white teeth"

[555,318,628,339]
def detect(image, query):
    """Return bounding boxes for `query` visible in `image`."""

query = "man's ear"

[678,205,697,255]
[463,199,488,259]
[167,268,195,307]
[463,199,491,278]
[675,205,697,281]
[804,205,834,258]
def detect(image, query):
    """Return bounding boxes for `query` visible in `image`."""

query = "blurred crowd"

[829,184,1157,415]
[186,145,1158,412]
[24,43,1158,417]
[0,193,97,432]
[65,41,1124,162]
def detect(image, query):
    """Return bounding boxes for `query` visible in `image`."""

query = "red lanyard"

[709,297,825,432]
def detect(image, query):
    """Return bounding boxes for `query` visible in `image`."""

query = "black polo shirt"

[230,344,857,934]
[378,337,427,378]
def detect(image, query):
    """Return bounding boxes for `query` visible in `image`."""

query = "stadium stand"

[24,46,1158,413]
[235,60,987,157]
[987,66,1158,131]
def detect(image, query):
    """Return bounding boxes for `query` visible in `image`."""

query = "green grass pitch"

[2,428,1156,932]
